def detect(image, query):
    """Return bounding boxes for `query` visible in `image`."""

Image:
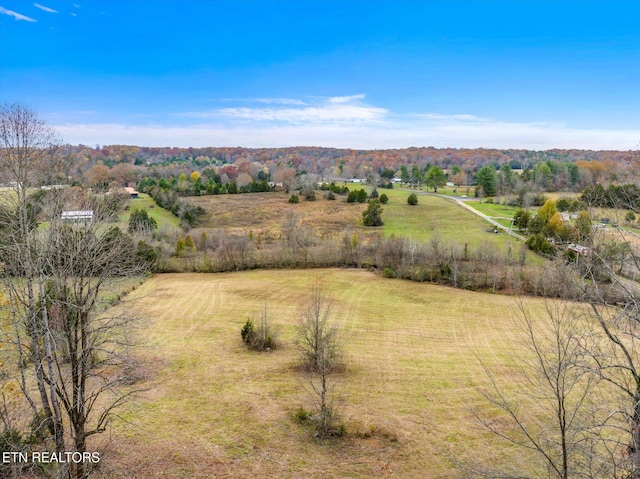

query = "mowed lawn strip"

[103,269,565,478]
[118,193,181,230]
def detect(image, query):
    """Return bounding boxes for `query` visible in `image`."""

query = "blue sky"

[1,0,639,149]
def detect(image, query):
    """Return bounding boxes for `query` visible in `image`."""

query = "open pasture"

[191,190,517,252]
[99,269,570,478]
[191,191,368,238]
[374,188,519,251]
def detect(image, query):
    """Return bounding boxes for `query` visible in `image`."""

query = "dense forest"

[50,145,637,195]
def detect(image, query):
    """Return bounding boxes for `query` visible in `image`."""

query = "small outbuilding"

[61,210,94,223]
[124,187,139,198]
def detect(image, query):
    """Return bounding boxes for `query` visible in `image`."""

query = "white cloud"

[414,113,490,122]
[0,7,37,21]
[33,3,57,13]
[214,104,387,123]
[52,119,640,150]
[180,95,387,124]
[49,95,640,149]
[327,94,366,104]
[253,98,307,106]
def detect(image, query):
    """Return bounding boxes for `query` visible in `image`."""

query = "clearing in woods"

[100,269,565,478]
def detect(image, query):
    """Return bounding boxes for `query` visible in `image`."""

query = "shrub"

[347,191,358,203]
[626,211,636,222]
[556,198,571,212]
[241,319,256,345]
[379,193,389,204]
[175,237,186,257]
[362,199,384,226]
[295,407,309,423]
[288,194,300,204]
[325,190,336,200]
[526,234,556,257]
[383,267,396,278]
[356,189,368,203]
[530,193,548,207]
[301,184,316,201]
[184,234,196,251]
[136,240,158,267]
[407,193,418,205]
[513,209,530,231]
[369,187,379,199]
[128,208,158,234]
[241,305,280,351]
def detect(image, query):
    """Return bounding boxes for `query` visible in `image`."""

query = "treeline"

[137,173,272,197]
[71,144,635,170]
[66,144,639,194]
[141,184,206,230]
[580,183,640,211]
[144,224,621,304]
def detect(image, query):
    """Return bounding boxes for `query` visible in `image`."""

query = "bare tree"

[577,191,640,478]
[297,280,342,438]
[0,103,149,479]
[281,210,314,266]
[474,299,610,478]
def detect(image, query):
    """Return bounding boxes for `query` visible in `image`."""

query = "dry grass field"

[95,269,566,479]
[191,191,368,239]
[191,191,519,253]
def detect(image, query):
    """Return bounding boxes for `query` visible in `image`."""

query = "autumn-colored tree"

[537,199,558,224]
[190,170,201,182]
[111,162,139,186]
[546,212,565,239]
[274,167,297,193]
[236,172,253,188]
[84,163,111,190]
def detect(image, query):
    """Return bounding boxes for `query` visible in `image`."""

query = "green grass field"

[375,188,522,252]
[99,269,568,479]
[463,201,527,228]
[118,193,181,230]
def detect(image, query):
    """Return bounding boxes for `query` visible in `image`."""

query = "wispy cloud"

[180,95,387,124]
[327,94,366,104]
[33,3,57,13]
[53,120,640,150]
[414,113,491,122]
[253,98,307,106]
[49,95,640,150]
[0,6,37,21]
